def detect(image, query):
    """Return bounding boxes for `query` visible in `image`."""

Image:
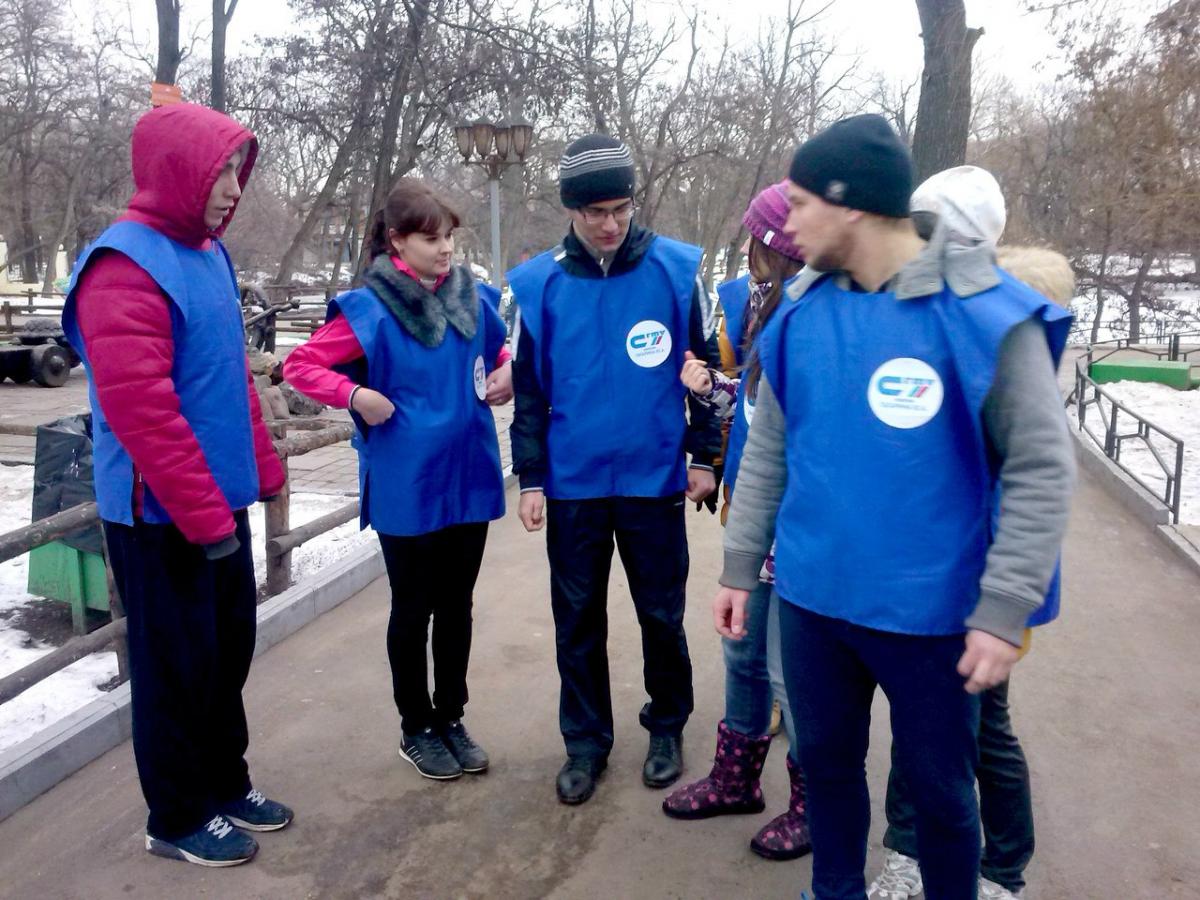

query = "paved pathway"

[1,462,1198,898]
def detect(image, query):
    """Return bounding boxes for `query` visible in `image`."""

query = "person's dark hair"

[367,179,462,261]
[744,237,804,400]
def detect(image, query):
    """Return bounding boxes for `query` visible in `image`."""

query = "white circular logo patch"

[867,357,943,429]
[626,320,672,368]
[743,392,756,427]
[473,355,487,400]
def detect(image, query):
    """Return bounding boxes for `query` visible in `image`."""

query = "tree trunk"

[359,0,431,278]
[911,0,982,183]
[212,0,238,112]
[155,0,182,84]
[1129,252,1154,344]
[39,160,86,296]
[329,186,360,285]
[273,122,366,285]
[1090,209,1113,345]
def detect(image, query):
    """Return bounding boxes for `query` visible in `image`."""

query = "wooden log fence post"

[265,419,291,595]
[100,532,130,684]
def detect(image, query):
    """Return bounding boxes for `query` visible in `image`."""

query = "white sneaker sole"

[145,834,256,867]
[398,746,463,780]
[224,813,293,832]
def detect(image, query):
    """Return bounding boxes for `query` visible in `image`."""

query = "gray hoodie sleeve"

[967,317,1076,645]
[720,377,788,589]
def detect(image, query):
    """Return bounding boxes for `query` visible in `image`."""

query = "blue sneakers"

[145,815,258,867]
[221,788,295,832]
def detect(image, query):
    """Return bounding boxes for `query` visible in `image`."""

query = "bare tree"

[911,0,982,182]
[211,0,239,112]
[155,0,182,84]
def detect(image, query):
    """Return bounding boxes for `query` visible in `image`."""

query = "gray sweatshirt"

[720,245,1076,646]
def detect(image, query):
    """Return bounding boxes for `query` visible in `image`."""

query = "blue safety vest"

[760,270,1070,635]
[331,281,507,536]
[717,274,752,368]
[62,221,259,526]
[507,236,702,499]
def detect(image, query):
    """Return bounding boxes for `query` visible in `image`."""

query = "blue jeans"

[885,678,1033,893]
[723,581,798,760]
[779,600,981,900]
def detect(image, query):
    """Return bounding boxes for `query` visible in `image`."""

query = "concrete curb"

[0,541,384,823]
[1066,424,1200,578]
[0,473,518,822]
[1155,523,1200,581]
[1069,425,1170,527]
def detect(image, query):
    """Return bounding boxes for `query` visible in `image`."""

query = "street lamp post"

[454,118,534,289]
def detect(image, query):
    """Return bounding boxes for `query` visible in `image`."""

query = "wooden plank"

[266,501,359,557]
[0,617,128,705]
[0,503,100,566]
[272,424,354,458]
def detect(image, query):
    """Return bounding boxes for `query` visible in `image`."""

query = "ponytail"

[366,208,390,262]
[743,238,804,401]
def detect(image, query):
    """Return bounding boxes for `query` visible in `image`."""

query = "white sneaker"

[979,877,1024,899]
[867,850,924,899]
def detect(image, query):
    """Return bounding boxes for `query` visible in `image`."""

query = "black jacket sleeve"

[510,315,549,491]
[685,277,723,468]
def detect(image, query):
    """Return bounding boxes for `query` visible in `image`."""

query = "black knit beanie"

[559,134,636,209]
[788,114,914,218]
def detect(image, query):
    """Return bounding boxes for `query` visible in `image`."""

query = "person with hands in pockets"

[63,102,293,868]
[284,179,511,784]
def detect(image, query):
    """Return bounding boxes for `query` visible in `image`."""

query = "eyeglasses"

[578,202,636,225]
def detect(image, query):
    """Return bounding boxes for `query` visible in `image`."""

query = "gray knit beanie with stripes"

[558,134,636,209]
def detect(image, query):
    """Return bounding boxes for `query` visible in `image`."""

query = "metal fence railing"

[1071,348,1185,524]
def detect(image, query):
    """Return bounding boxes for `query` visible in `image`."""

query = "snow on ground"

[0,464,118,754]
[247,492,374,585]
[1090,380,1200,525]
[1069,286,1200,345]
[0,464,372,753]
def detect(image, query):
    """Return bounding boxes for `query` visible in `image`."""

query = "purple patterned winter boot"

[750,754,812,860]
[662,720,771,820]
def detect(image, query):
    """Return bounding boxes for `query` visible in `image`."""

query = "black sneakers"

[145,815,258,867]
[440,720,490,773]
[400,727,464,780]
[221,788,295,832]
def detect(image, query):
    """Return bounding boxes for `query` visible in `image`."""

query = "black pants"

[378,522,488,735]
[546,495,693,759]
[779,602,981,900]
[104,511,257,840]
[884,678,1034,893]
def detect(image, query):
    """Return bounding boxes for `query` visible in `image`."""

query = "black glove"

[695,464,723,514]
[204,533,241,561]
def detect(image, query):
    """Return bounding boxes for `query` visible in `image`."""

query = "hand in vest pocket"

[351,387,395,425]
[484,360,513,406]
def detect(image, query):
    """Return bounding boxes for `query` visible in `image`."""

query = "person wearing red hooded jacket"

[61,103,291,868]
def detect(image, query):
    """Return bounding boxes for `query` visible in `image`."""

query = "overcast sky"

[72,0,1165,96]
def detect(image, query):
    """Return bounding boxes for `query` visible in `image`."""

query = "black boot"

[556,756,607,805]
[643,734,683,788]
